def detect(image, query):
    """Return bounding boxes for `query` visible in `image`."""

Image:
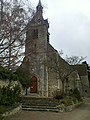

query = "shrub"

[60,98,73,106]
[56,104,65,111]
[0,115,4,120]
[0,66,18,81]
[71,97,78,104]
[53,89,63,99]
[72,88,82,101]
[15,69,32,95]
[0,105,8,114]
[0,84,21,106]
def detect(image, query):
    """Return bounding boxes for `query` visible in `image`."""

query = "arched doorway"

[30,76,37,93]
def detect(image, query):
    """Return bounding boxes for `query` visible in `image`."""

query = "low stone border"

[65,105,75,112]
[56,102,83,112]
[2,105,22,117]
[64,102,83,112]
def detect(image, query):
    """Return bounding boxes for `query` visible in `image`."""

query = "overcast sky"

[30,0,90,64]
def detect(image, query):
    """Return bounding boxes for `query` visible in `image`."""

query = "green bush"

[0,84,21,106]
[0,66,18,81]
[53,89,63,99]
[60,98,73,106]
[0,105,8,114]
[71,97,78,104]
[15,69,31,95]
[72,88,82,101]
[0,115,4,120]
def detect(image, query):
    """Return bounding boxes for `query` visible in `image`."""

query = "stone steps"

[22,107,59,112]
[22,105,57,109]
[20,96,60,112]
[22,104,59,112]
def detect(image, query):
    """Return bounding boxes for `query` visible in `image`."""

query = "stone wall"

[81,76,90,97]
[2,105,22,117]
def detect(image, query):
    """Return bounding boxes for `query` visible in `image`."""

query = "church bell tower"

[25,0,49,97]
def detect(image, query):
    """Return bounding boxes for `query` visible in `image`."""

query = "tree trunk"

[1,0,3,21]
[62,81,65,96]
[25,87,28,96]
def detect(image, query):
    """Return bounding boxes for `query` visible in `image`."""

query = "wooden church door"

[30,76,37,93]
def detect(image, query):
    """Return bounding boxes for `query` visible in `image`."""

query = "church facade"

[20,0,82,97]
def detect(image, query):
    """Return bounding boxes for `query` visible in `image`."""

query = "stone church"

[20,0,87,97]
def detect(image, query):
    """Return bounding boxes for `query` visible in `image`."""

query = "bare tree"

[65,55,86,65]
[47,50,74,95]
[0,0,34,70]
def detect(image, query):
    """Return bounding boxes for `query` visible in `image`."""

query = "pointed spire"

[36,0,43,11]
[38,0,42,6]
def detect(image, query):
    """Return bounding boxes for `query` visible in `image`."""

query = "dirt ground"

[5,98,90,120]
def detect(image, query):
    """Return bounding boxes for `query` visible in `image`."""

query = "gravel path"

[5,98,90,120]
